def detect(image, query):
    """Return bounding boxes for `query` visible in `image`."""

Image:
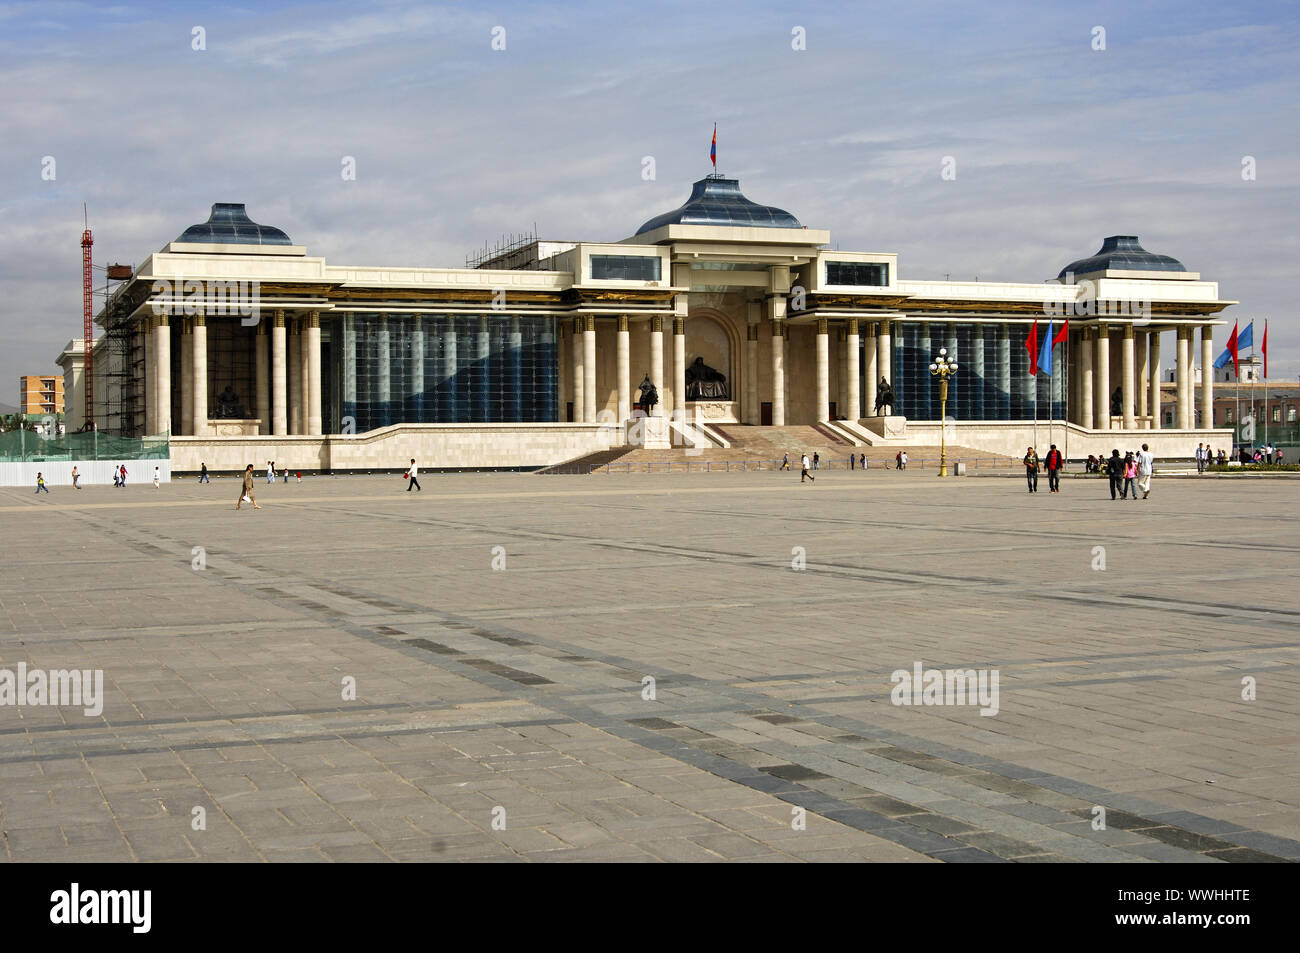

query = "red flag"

[710,124,717,168]
[1263,319,1268,378]
[1227,321,1240,379]
[1026,319,1039,375]
[1052,319,1069,346]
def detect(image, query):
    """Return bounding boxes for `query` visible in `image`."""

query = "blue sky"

[2,0,1297,403]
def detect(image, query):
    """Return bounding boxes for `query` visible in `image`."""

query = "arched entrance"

[685,309,742,423]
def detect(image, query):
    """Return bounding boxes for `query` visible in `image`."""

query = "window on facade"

[590,255,661,281]
[1273,407,1281,422]
[1226,408,1233,421]
[1289,406,1297,422]
[826,261,889,286]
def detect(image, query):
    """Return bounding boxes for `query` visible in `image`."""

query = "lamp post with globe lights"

[929,348,958,476]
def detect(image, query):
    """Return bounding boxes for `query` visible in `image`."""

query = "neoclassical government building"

[76,172,1233,470]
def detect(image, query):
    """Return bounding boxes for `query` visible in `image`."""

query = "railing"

[539,457,1020,475]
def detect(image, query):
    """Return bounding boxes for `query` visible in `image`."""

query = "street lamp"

[929,348,959,477]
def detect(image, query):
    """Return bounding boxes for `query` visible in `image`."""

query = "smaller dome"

[636,176,801,235]
[175,203,293,246]
[1058,235,1184,279]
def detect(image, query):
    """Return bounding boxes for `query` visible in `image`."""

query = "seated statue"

[1111,386,1122,418]
[636,375,659,415]
[874,377,895,414]
[215,385,245,419]
[685,356,729,400]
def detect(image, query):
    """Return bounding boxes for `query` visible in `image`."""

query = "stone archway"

[685,308,742,422]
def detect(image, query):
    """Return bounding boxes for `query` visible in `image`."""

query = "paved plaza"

[0,469,1297,863]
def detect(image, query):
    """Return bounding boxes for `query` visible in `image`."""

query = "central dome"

[175,203,293,246]
[635,176,802,235]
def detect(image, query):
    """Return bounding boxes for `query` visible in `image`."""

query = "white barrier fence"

[0,459,171,488]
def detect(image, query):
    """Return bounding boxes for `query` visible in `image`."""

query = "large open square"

[1,470,1296,863]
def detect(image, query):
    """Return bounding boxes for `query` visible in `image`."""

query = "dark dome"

[635,176,801,235]
[1058,235,1184,278]
[175,203,293,245]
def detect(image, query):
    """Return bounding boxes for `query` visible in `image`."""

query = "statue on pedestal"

[685,356,729,400]
[215,385,245,419]
[636,375,659,416]
[875,377,895,415]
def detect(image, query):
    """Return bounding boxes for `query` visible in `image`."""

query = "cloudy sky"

[3,0,1297,405]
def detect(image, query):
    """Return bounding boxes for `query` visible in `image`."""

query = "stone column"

[341,314,356,429]
[191,315,208,436]
[1121,324,1136,429]
[300,313,313,433]
[179,318,192,436]
[1176,326,1191,429]
[307,311,322,435]
[1094,323,1110,430]
[1200,325,1214,430]
[1080,327,1094,427]
[771,319,785,426]
[271,310,287,435]
[288,317,302,433]
[1135,331,1148,424]
[143,317,156,435]
[672,317,686,419]
[155,316,171,434]
[477,316,491,421]
[255,320,269,434]
[846,319,861,420]
[583,315,597,423]
[649,316,664,416]
[877,320,892,405]
[744,322,758,424]
[836,327,848,417]
[616,315,630,423]
[864,321,878,417]
[571,317,585,422]
[1148,331,1162,430]
[815,318,830,423]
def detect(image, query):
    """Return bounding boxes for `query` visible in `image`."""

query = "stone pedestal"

[861,415,907,438]
[627,414,670,449]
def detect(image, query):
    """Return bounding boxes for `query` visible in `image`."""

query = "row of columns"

[143,310,322,437]
[1078,324,1213,431]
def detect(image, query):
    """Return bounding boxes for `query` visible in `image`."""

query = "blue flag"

[1237,320,1253,351]
[1038,320,1055,376]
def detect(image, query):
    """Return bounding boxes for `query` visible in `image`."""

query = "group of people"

[1194,444,1227,472]
[34,463,159,493]
[1025,443,1156,499]
[1239,444,1285,465]
[777,450,908,477]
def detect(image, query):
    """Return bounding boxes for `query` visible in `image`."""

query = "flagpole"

[1064,331,1070,466]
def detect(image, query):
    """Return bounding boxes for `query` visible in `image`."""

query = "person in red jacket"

[1044,444,1064,493]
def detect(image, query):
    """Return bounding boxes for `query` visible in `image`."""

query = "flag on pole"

[710,124,717,169]
[1237,320,1254,352]
[1038,319,1070,376]
[1026,319,1039,375]
[1214,321,1239,376]
[1263,319,1268,378]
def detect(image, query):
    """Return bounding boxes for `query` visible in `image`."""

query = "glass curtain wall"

[891,321,1067,421]
[335,313,557,432]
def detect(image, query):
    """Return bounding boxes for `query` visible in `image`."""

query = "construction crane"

[82,208,94,430]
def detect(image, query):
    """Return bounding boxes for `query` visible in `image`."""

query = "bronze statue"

[215,385,245,419]
[874,377,895,414]
[637,375,659,415]
[1111,386,1122,418]
[684,356,729,400]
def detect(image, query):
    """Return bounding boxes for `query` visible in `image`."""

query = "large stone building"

[83,172,1235,471]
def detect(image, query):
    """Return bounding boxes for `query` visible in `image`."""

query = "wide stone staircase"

[541,424,1015,474]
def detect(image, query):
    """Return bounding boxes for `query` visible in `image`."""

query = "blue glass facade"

[887,322,1066,421]
[335,313,558,432]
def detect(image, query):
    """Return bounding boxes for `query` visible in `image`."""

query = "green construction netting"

[0,430,169,462]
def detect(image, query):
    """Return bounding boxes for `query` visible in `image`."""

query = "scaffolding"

[99,270,144,436]
[465,227,539,270]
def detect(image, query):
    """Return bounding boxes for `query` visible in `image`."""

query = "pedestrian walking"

[266,461,275,484]
[1195,442,1206,473]
[812,452,820,470]
[71,466,81,490]
[35,472,49,494]
[153,465,160,488]
[895,451,902,470]
[901,450,908,470]
[119,464,127,487]
[1023,446,1040,493]
[283,467,289,483]
[237,464,261,510]
[1044,444,1063,493]
[859,453,865,470]
[406,458,422,492]
[1106,449,1124,500]
[113,465,121,487]
[199,462,210,484]
[1122,453,1137,500]
[780,453,790,471]
[1136,443,1154,499]
[801,453,815,483]
[849,453,855,470]
[296,471,302,483]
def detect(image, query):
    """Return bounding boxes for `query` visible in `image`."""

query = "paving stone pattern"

[0,470,1296,863]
